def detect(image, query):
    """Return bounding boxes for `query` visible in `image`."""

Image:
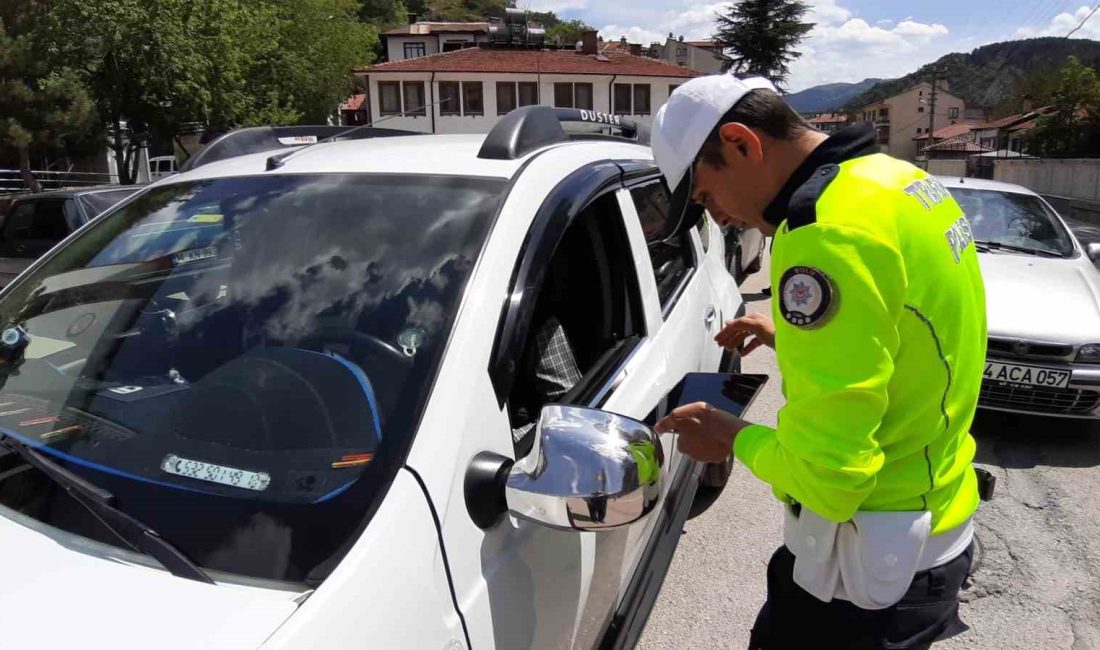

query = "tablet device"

[645,372,768,425]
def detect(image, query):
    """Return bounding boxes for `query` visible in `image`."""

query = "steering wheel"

[300,326,412,368]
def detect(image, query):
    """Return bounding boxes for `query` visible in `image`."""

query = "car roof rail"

[477,106,649,160]
[179,125,417,173]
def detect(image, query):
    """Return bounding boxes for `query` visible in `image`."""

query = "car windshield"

[948,187,1075,257]
[78,188,141,217]
[0,173,503,583]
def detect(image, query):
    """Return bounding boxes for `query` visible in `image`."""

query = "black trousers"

[748,544,973,650]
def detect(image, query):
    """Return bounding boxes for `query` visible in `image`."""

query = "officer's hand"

[654,402,750,463]
[714,313,775,357]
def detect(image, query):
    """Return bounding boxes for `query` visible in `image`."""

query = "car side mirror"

[1087,242,1100,262]
[465,405,664,531]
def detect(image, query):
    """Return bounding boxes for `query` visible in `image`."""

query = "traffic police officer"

[651,74,986,649]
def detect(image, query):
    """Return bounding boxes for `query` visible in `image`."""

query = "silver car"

[941,177,1100,418]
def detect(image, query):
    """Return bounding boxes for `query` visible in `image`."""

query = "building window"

[878,108,889,120]
[676,46,687,57]
[403,81,426,116]
[496,82,539,115]
[553,82,593,110]
[613,83,651,115]
[949,107,959,119]
[669,84,680,96]
[463,81,484,116]
[918,106,925,113]
[442,40,465,52]
[439,81,461,116]
[379,81,402,116]
[439,81,482,116]
[403,42,427,59]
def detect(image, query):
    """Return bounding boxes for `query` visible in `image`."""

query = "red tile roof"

[384,22,488,36]
[340,94,367,111]
[359,47,702,78]
[913,122,975,141]
[807,112,848,124]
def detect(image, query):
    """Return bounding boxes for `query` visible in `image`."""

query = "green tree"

[714,0,814,88]
[1031,56,1100,157]
[359,0,409,28]
[545,19,590,47]
[49,0,376,183]
[0,1,99,192]
[423,0,510,21]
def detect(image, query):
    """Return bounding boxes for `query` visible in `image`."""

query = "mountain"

[786,78,884,113]
[845,37,1100,112]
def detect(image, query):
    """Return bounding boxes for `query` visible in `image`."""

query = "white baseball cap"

[652,74,777,226]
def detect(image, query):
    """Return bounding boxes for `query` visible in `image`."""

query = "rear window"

[2,199,69,245]
[78,188,141,217]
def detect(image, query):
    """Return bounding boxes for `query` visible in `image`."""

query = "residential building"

[654,34,729,74]
[354,40,699,134]
[856,82,966,162]
[806,113,849,134]
[972,105,1053,154]
[601,36,659,59]
[382,21,490,62]
[913,122,980,162]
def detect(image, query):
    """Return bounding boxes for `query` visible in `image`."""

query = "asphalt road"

[639,227,1100,650]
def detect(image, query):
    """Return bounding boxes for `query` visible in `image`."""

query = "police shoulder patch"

[779,266,837,329]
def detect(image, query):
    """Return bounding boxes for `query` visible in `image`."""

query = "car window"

[948,187,1075,257]
[507,192,644,456]
[78,188,140,217]
[1,199,69,249]
[630,182,696,310]
[0,173,504,583]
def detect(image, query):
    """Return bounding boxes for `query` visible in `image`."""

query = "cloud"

[1015,5,1100,39]
[599,25,666,46]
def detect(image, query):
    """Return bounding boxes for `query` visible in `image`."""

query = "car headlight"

[1077,344,1100,363]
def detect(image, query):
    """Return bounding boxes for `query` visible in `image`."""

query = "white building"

[355,45,700,135]
[382,22,490,62]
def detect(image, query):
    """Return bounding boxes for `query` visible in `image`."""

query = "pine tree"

[714,0,814,89]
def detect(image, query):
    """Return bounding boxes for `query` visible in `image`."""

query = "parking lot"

[641,221,1100,650]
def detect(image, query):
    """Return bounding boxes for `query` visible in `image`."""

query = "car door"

[0,199,71,286]
[437,163,684,650]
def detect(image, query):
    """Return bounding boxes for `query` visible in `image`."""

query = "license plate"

[983,361,1070,389]
[161,454,271,491]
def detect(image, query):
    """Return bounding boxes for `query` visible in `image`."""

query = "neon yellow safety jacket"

[733,125,987,536]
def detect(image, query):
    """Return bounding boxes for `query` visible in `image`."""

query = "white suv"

[0,109,745,649]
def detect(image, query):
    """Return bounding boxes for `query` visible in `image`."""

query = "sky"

[519,0,1100,91]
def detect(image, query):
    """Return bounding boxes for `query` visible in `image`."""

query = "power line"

[1065,3,1100,38]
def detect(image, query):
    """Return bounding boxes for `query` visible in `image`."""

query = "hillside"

[845,37,1100,111]
[786,78,884,113]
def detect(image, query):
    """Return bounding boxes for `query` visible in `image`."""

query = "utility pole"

[926,73,938,171]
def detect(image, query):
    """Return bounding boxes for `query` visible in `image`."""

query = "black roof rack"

[179,125,417,173]
[477,107,649,161]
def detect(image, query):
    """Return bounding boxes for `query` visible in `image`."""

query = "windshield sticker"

[187,213,223,224]
[172,246,218,266]
[162,454,271,492]
[331,452,374,469]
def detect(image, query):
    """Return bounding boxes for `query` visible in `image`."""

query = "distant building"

[355,36,699,134]
[653,34,729,74]
[381,20,491,62]
[806,113,849,134]
[856,81,966,162]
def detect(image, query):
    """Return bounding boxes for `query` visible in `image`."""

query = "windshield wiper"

[0,433,214,584]
[974,240,1063,257]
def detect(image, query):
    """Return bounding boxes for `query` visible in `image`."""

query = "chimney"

[407,13,417,25]
[1021,95,1034,113]
[581,30,598,55]
[620,36,627,44]
[630,43,642,56]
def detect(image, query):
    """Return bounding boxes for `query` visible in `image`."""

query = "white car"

[0,111,747,648]
[941,177,1100,418]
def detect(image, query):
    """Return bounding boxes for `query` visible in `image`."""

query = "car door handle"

[704,305,717,329]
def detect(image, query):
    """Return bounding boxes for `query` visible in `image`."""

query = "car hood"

[0,509,301,648]
[979,251,1100,343]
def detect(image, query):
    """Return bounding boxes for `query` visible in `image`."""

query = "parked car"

[0,185,142,286]
[148,155,179,180]
[941,177,1100,418]
[723,224,766,283]
[0,112,748,648]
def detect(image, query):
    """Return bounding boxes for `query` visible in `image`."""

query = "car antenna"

[266,97,455,171]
